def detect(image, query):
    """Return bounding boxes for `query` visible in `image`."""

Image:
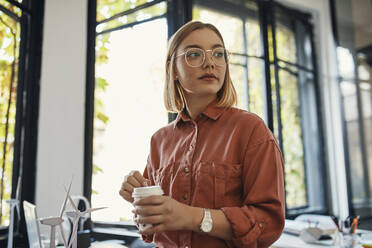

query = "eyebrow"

[183,44,224,50]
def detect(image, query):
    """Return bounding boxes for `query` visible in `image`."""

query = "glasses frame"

[175,47,230,67]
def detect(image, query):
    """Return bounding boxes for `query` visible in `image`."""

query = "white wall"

[36,0,87,234]
[279,0,349,219]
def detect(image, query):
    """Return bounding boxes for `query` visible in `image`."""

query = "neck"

[184,94,217,120]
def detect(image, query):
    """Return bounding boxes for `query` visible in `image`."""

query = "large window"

[88,0,326,223]
[192,0,325,214]
[0,0,43,237]
[91,0,168,222]
[332,0,372,228]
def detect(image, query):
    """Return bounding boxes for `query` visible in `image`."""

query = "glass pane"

[0,0,22,17]
[340,80,367,203]
[96,2,166,34]
[338,47,355,80]
[361,87,372,199]
[193,5,244,54]
[97,0,161,22]
[279,69,307,208]
[92,19,168,222]
[248,58,264,118]
[270,65,279,139]
[245,14,262,57]
[0,11,20,226]
[295,21,313,70]
[275,22,297,64]
[230,64,247,110]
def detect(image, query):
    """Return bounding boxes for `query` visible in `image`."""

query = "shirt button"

[183,194,188,200]
[184,167,189,173]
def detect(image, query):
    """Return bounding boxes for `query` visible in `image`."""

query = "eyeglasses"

[176,47,229,67]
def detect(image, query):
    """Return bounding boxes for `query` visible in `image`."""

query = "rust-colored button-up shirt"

[143,102,285,248]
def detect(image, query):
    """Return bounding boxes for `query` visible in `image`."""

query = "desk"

[271,233,365,248]
[90,241,128,248]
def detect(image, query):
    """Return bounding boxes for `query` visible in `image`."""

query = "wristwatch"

[200,208,213,233]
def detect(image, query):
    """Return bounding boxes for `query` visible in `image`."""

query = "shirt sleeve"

[221,123,285,247]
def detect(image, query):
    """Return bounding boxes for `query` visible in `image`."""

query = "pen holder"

[342,233,359,248]
[333,231,360,248]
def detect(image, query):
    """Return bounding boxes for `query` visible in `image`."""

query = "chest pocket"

[195,162,242,208]
[152,163,175,197]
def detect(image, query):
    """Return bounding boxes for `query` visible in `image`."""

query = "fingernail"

[143,181,148,186]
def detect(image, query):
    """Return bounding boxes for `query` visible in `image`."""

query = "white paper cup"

[132,185,164,231]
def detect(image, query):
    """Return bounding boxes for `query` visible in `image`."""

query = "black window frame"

[0,0,44,246]
[191,0,328,217]
[329,0,372,228]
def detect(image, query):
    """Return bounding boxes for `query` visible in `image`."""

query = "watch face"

[202,220,213,232]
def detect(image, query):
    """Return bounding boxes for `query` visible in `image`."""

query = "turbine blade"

[58,223,67,247]
[68,218,79,248]
[60,180,73,217]
[67,194,79,212]
[84,207,107,214]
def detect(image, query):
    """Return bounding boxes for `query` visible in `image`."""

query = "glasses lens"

[185,48,204,67]
[212,48,228,66]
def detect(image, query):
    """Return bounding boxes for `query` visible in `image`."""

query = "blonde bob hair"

[164,21,237,113]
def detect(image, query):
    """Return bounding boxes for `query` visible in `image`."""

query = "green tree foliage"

[0,3,20,225]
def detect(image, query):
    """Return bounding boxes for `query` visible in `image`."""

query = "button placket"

[187,121,198,165]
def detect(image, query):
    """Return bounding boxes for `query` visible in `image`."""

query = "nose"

[203,51,215,69]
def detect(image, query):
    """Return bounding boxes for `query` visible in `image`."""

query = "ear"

[167,60,178,80]
[173,67,179,80]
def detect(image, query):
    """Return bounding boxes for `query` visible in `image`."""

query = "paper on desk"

[284,215,338,236]
[272,233,337,248]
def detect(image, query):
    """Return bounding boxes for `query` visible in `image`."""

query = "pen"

[351,216,360,234]
[331,216,342,232]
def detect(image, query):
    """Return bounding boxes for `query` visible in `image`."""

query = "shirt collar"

[173,99,225,128]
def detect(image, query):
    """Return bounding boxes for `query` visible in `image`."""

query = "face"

[174,28,227,100]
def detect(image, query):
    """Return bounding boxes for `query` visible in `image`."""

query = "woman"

[119,21,285,248]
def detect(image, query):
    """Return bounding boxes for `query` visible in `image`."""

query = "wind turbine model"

[39,181,72,248]
[7,172,22,248]
[65,193,106,248]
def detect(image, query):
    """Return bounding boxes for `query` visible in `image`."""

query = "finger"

[121,182,135,194]
[133,205,164,216]
[130,171,149,187]
[139,223,165,235]
[119,190,134,203]
[137,214,164,225]
[133,195,165,206]
[143,179,151,186]
[133,215,139,226]
[126,175,142,188]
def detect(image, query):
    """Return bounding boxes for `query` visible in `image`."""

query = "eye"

[214,51,224,57]
[186,49,202,59]
[213,49,225,58]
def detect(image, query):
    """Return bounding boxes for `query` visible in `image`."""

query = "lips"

[199,73,217,80]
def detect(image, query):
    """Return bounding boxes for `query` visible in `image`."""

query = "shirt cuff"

[221,206,266,247]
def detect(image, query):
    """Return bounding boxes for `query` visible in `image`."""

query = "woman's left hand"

[132,195,197,235]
